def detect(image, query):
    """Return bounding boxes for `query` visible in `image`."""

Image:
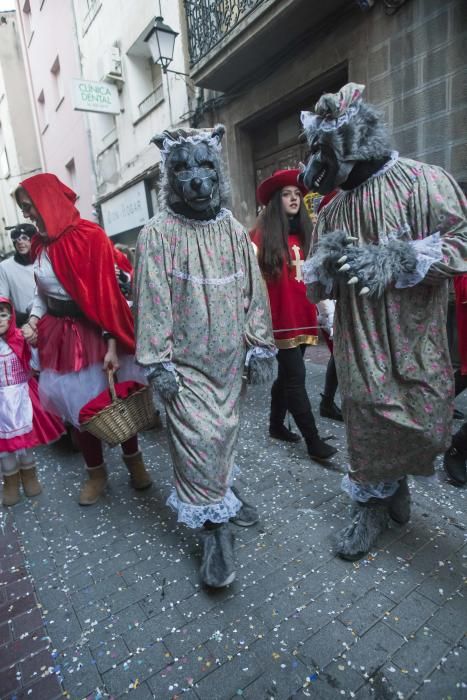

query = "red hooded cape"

[21,174,135,354]
[0,297,31,370]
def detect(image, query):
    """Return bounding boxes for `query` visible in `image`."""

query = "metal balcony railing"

[137,84,164,118]
[184,0,268,66]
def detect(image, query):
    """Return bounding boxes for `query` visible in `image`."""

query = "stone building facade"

[183,0,466,228]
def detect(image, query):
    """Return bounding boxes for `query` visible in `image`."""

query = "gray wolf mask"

[299,83,392,194]
[151,125,227,221]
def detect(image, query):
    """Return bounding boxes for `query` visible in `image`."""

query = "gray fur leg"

[150,364,179,401]
[230,486,259,527]
[387,477,411,524]
[200,524,236,588]
[334,500,389,561]
[248,355,275,385]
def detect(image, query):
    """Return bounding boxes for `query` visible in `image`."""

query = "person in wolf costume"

[300,83,467,561]
[134,125,276,587]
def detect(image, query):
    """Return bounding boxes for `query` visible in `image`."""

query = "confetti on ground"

[1,347,465,698]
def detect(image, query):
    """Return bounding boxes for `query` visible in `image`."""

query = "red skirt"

[38,315,107,373]
[0,378,65,453]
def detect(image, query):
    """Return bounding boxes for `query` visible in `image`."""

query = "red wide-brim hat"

[256,169,307,206]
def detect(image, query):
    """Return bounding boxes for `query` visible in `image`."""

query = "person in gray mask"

[0,224,37,326]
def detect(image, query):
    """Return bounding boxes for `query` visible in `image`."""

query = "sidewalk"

[1,347,466,699]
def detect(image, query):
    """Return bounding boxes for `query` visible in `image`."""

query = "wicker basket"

[82,370,157,446]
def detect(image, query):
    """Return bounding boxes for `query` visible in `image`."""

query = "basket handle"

[107,369,118,403]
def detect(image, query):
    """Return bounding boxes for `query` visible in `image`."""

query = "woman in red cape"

[444,273,467,485]
[16,173,152,505]
[251,169,337,462]
[0,297,64,506]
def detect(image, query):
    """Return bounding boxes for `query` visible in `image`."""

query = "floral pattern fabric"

[134,209,275,524]
[308,157,467,483]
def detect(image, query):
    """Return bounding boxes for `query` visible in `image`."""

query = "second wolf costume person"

[300,83,467,560]
[134,125,276,588]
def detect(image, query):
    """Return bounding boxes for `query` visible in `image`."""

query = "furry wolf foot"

[200,523,236,588]
[336,239,418,297]
[248,355,275,385]
[387,476,411,524]
[230,486,259,527]
[334,500,389,561]
[150,364,180,401]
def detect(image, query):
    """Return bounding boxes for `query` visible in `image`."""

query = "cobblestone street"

[1,345,466,700]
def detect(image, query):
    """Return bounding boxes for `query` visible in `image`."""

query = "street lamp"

[145,16,179,74]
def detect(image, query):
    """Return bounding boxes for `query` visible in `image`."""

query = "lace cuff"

[341,474,400,502]
[166,487,242,529]
[144,361,177,379]
[245,346,277,367]
[395,232,443,288]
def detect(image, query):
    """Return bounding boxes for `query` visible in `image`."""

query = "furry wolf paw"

[313,230,359,278]
[150,364,180,401]
[336,239,418,298]
[248,355,275,385]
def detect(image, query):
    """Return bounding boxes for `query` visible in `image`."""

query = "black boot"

[319,393,343,421]
[444,422,467,485]
[320,356,343,421]
[294,411,337,462]
[230,486,259,527]
[334,500,389,561]
[200,523,236,588]
[387,477,411,524]
[269,379,300,442]
[269,424,301,442]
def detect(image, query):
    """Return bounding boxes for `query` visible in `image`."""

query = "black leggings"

[455,370,467,397]
[453,421,467,455]
[323,354,338,400]
[269,345,318,440]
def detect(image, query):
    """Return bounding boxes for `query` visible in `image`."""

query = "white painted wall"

[0,9,41,256]
[15,0,96,221]
[73,0,192,203]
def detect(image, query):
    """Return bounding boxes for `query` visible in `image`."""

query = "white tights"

[0,449,34,476]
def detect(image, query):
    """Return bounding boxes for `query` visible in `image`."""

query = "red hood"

[20,173,80,240]
[18,174,135,354]
[0,296,31,370]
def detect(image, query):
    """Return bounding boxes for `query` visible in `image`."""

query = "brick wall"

[366,0,466,184]
[210,0,466,223]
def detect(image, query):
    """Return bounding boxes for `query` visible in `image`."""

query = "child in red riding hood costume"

[16,173,152,505]
[251,169,337,461]
[0,297,64,506]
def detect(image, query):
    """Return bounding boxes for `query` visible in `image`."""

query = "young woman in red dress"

[251,170,337,461]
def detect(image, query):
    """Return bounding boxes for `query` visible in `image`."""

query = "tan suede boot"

[20,466,42,497]
[79,465,107,505]
[2,472,21,506]
[122,451,152,490]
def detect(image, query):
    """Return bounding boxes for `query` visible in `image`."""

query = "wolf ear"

[211,124,226,144]
[150,133,166,150]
